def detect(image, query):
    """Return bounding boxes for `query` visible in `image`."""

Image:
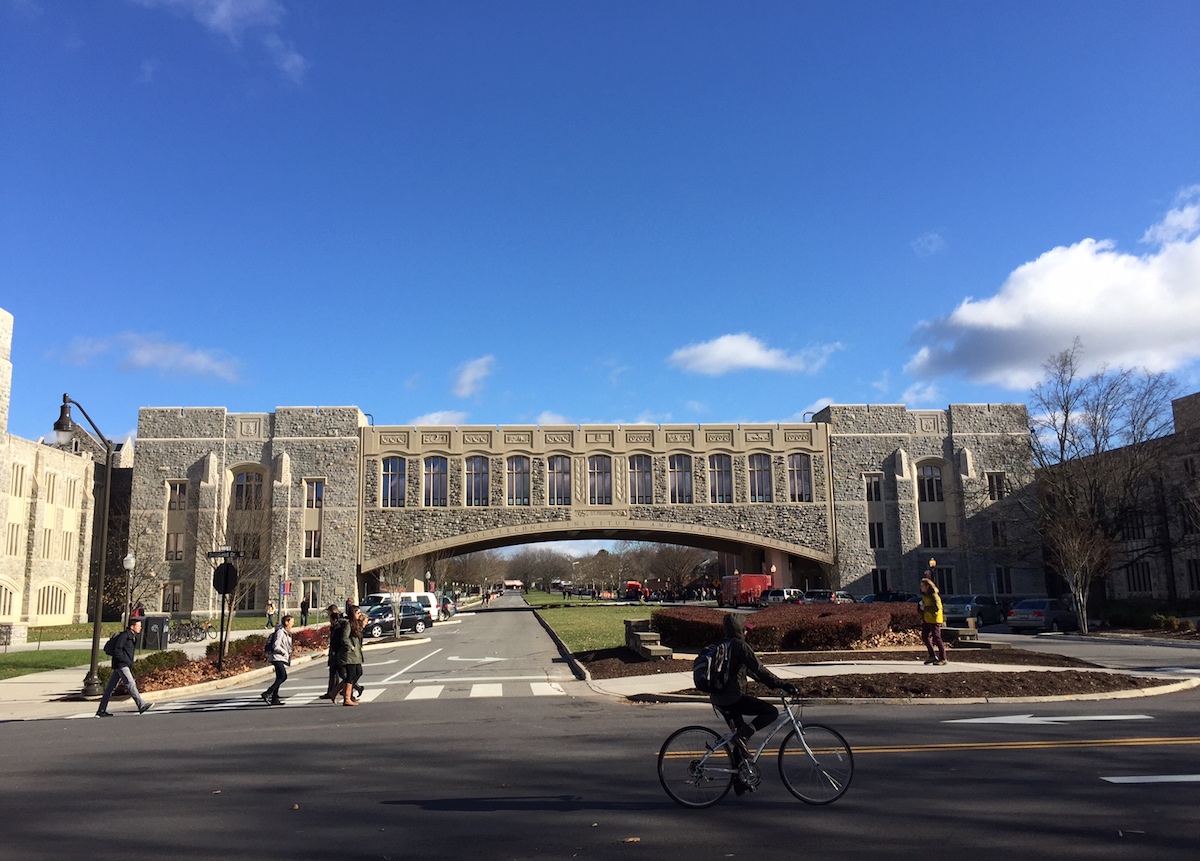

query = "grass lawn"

[538,605,654,652]
[0,650,94,681]
[28,613,277,643]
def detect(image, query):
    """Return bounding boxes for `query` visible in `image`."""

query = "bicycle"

[657,692,854,808]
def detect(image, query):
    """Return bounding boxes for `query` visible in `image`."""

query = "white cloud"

[901,382,942,407]
[536,411,569,426]
[906,189,1200,389]
[63,332,239,382]
[668,333,842,376]
[782,397,835,422]
[129,0,305,82]
[409,410,468,426]
[453,355,494,398]
[912,231,947,257]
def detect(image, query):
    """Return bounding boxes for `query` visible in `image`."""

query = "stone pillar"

[0,306,13,437]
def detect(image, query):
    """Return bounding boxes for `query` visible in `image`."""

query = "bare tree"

[1029,339,1177,632]
[443,550,508,593]
[506,546,573,590]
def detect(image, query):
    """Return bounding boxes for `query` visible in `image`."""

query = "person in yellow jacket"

[919,575,947,665]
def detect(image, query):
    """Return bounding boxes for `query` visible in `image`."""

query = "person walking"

[261,615,295,705]
[320,605,344,702]
[96,619,153,717]
[299,597,310,626]
[919,572,948,666]
[337,606,365,706]
[265,598,277,628]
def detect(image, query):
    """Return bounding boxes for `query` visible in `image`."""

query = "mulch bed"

[575,646,1176,699]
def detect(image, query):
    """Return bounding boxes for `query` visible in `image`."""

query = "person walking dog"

[96,619,153,717]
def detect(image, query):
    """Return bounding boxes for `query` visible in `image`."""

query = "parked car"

[1006,598,1080,633]
[761,588,804,605]
[870,591,917,603]
[440,596,457,620]
[802,589,834,604]
[831,590,857,604]
[943,595,1006,627]
[363,601,433,638]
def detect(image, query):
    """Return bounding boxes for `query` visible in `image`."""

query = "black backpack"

[692,638,734,693]
[262,629,278,661]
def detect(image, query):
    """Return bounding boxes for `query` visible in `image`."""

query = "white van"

[398,591,439,623]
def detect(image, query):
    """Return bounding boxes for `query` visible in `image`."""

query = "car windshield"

[945,596,973,604]
[1014,599,1048,609]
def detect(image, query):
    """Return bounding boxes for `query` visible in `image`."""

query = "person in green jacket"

[337,606,365,706]
[919,573,947,665]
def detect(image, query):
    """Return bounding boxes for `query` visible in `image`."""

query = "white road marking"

[1102,774,1200,784]
[405,685,444,700]
[382,647,442,684]
[447,656,506,663]
[469,683,504,698]
[530,682,565,696]
[944,714,1154,726]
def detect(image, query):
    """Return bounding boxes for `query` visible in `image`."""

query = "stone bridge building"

[130,400,1042,616]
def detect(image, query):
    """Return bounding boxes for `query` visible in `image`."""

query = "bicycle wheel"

[658,726,734,808]
[190,623,206,642]
[777,723,854,805]
[206,624,218,640]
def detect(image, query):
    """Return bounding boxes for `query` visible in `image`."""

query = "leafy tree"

[1029,339,1177,632]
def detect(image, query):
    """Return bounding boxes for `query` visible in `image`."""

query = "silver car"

[1006,598,1079,633]
[943,595,1005,627]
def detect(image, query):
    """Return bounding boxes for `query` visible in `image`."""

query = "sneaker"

[261,691,271,704]
[269,698,283,706]
[923,659,936,665]
[96,710,113,717]
[935,659,947,666]
[138,702,154,714]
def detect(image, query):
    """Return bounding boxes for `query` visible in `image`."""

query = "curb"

[531,609,588,682]
[621,675,1200,706]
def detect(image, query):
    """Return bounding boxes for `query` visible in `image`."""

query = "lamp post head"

[123,551,136,573]
[53,396,75,446]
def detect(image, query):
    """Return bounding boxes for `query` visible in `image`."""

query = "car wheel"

[414,620,426,633]
[369,624,383,638]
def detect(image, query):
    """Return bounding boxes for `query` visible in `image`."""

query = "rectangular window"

[669,454,693,504]
[1184,457,1197,478]
[235,584,258,612]
[921,521,948,548]
[1121,512,1146,542]
[466,456,489,507]
[167,481,187,511]
[66,479,78,509]
[868,521,885,549]
[987,472,1007,501]
[382,457,407,507]
[165,532,184,562]
[44,473,57,506]
[1126,562,1152,593]
[161,581,182,613]
[306,479,324,509]
[871,568,888,593]
[788,454,813,503]
[917,466,944,502]
[864,473,882,502]
[991,521,1008,547]
[305,529,322,558]
[588,455,612,505]
[61,531,75,561]
[1181,507,1198,536]
[506,456,530,506]
[547,456,571,506]
[748,454,773,503]
[709,454,733,504]
[233,532,260,560]
[10,463,26,497]
[1188,559,1200,592]
[234,472,264,510]
[629,455,653,505]
[301,578,322,609]
[994,566,1013,594]
[41,528,53,559]
[424,457,448,507]
[934,567,954,594]
[5,522,21,557]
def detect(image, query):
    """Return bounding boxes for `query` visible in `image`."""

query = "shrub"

[98,648,190,685]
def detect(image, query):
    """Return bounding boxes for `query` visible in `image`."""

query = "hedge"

[651,603,921,652]
[97,648,190,685]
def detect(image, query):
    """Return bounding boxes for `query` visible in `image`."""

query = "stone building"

[130,397,1043,616]
[0,308,98,636]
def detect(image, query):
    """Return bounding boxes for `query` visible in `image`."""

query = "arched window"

[382,457,406,508]
[917,465,943,502]
[36,583,68,617]
[0,580,16,619]
[507,456,530,506]
[466,456,489,507]
[788,453,813,502]
[589,455,612,505]
[709,454,733,504]
[629,455,652,505]
[748,453,773,503]
[548,456,571,506]
[424,457,448,507]
[669,454,693,504]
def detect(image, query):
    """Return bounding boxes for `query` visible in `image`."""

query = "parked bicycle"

[657,692,853,807]
[168,619,219,643]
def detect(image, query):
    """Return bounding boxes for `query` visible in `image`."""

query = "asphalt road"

[1,595,1198,860]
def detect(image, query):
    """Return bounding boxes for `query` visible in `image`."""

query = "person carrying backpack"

[96,619,153,717]
[260,615,294,705]
[707,613,797,793]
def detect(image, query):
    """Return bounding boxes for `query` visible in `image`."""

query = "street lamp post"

[123,551,136,627]
[53,393,114,698]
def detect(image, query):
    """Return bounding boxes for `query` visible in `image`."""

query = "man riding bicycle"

[708,613,798,793]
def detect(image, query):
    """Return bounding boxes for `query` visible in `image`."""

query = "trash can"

[142,616,170,650]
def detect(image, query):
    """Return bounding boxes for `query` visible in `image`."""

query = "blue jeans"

[265,662,288,700]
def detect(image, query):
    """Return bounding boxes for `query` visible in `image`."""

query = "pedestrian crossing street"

[67,679,573,717]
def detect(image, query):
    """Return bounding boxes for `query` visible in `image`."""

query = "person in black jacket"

[708,613,796,792]
[96,619,153,717]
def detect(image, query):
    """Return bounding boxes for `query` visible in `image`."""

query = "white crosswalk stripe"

[469,683,504,698]
[405,685,443,700]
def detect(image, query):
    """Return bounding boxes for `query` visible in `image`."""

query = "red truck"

[718,573,773,607]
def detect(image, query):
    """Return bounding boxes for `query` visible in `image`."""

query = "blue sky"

[3,0,1200,448]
